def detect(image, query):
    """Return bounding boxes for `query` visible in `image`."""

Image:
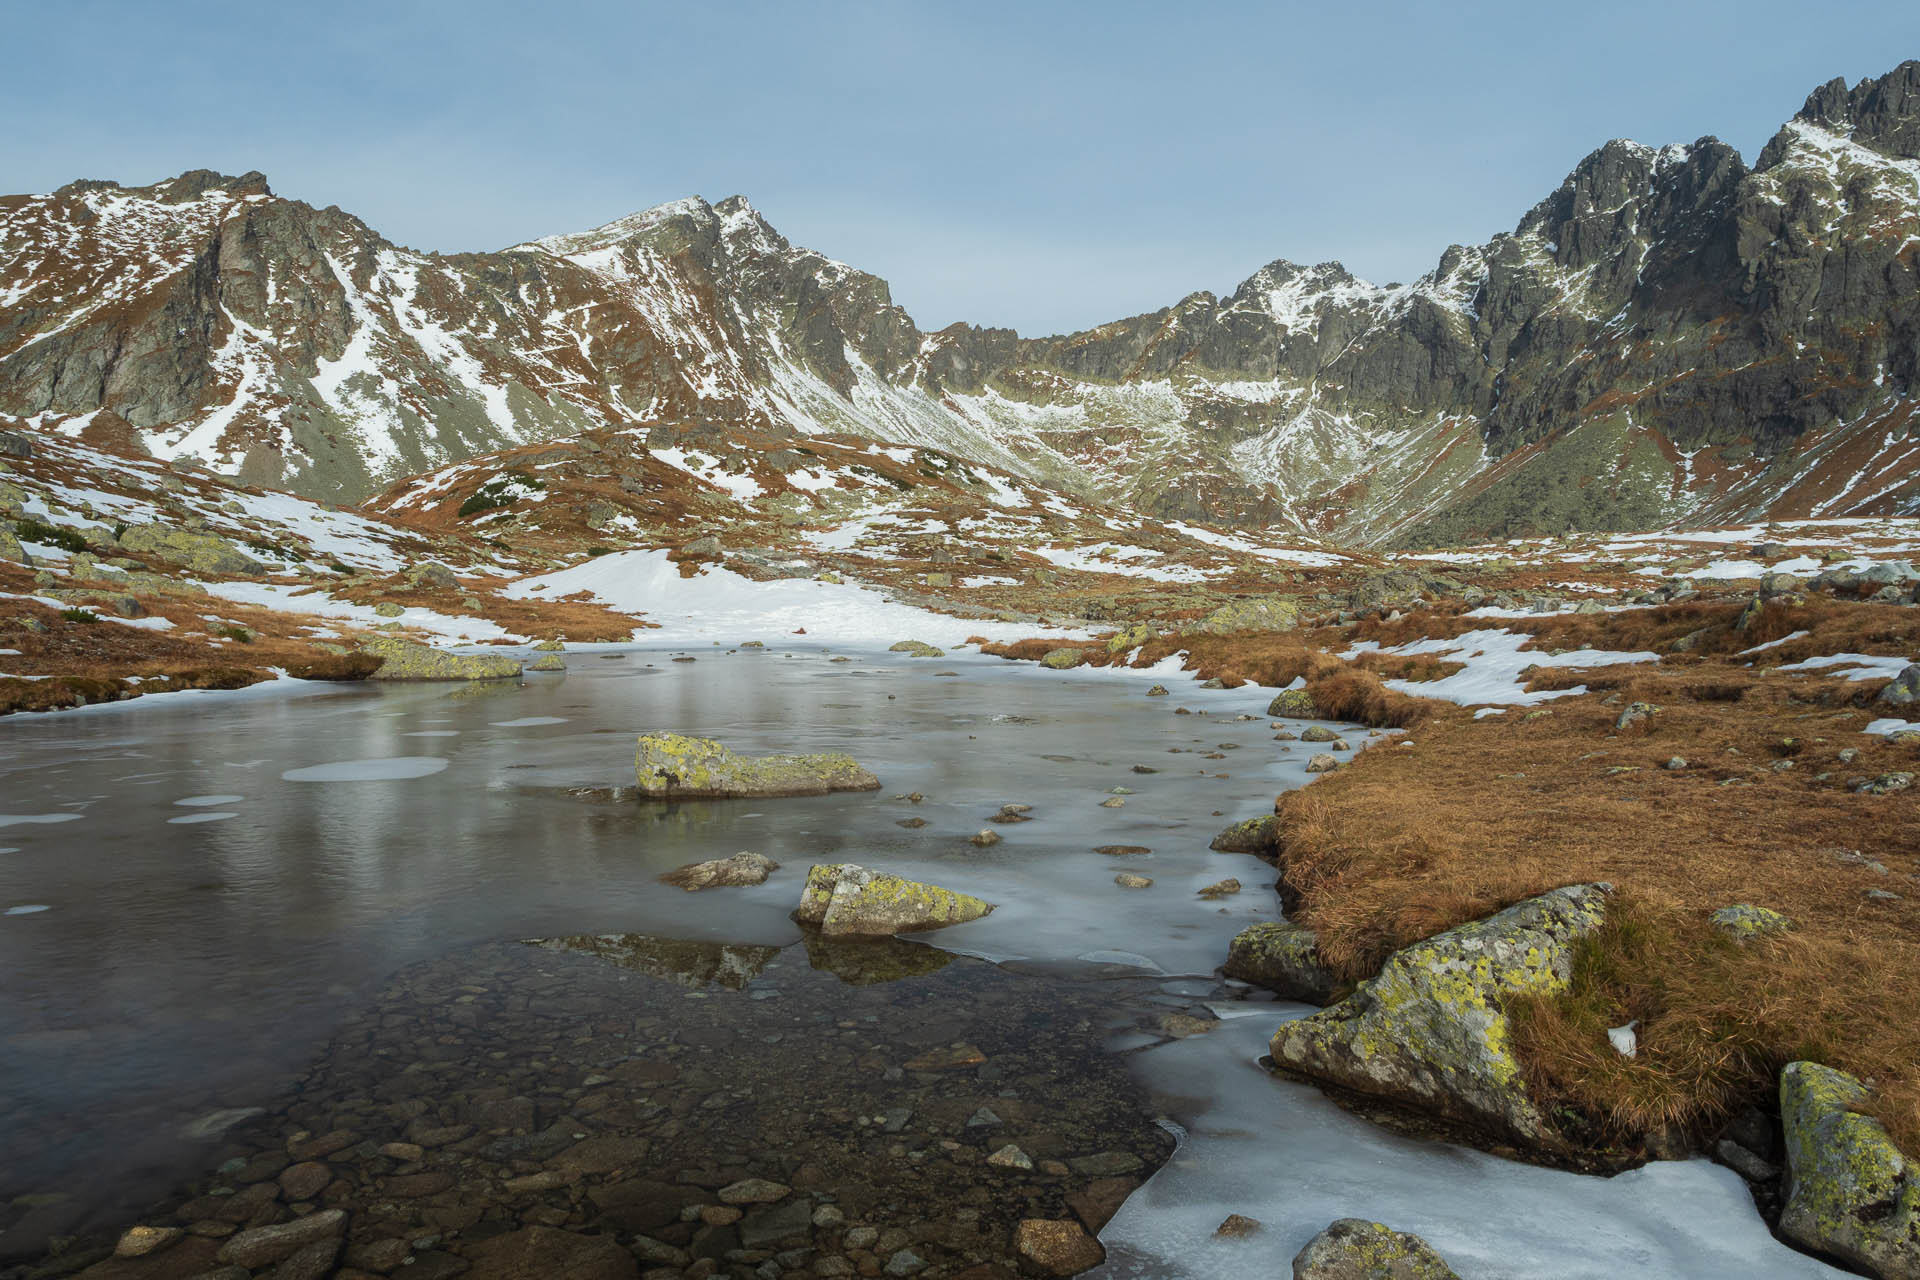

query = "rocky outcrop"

[1291,1219,1460,1280]
[661,851,778,891]
[794,864,993,937]
[1778,1061,1920,1279]
[1226,922,1337,1004]
[358,635,521,680]
[633,734,880,799]
[1270,883,1612,1147]
[117,524,263,575]
[1881,664,1920,706]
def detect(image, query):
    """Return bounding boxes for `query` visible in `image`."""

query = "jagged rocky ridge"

[1,64,1917,545]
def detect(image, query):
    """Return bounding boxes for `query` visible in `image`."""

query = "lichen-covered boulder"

[794,863,993,937]
[527,653,567,672]
[533,638,566,652]
[662,851,778,891]
[889,639,944,658]
[1301,725,1339,743]
[1710,904,1793,941]
[117,524,264,576]
[1268,688,1316,718]
[359,635,522,681]
[1210,815,1280,856]
[1106,623,1155,653]
[1291,1219,1460,1280]
[1881,664,1920,706]
[406,562,460,590]
[1041,647,1085,670]
[1271,883,1612,1147]
[1226,922,1337,1005]
[0,526,30,567]
[1779,1061,1920,1279]
[1202,595,1300,634]
[635,733,879,799]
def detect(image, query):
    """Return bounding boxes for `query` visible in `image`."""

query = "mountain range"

[1,61,1917,546]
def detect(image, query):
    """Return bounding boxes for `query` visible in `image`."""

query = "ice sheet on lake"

[0,814,84,828]
[281,757,451,782]
[174,795,243,807]
[490,717,568,727]
[1093,1017,1844,1280]
[167,813,237,825]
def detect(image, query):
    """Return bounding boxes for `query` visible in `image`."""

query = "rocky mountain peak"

[1794,60,1920,159]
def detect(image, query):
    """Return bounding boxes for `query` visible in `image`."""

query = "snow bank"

[1343,629,1658,706]
[501,549,1088,647]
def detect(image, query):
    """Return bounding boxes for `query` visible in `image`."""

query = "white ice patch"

[1342,629,1658,706]
[167,812,238,825]
[1775,653,1912,681]
[174,795,243,807]
[490,717,568,728]
[0,814,84,828]
[281,757,451,782]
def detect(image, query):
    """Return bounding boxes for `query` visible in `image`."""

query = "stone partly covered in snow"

[1200,595,1299,634]
[118,523,265,576]
[1268,688,1316,718]
[794,863,993,938]
[1226,922,1338,1005]
[1210,814,1281,855]
[633,733,879,799]
[1271,883,1612,1148]
[1041,647,1085,670]
[1880,664,1920,706]
[1291,1218,1461,1280]
[661,851,778,891]
[359,634,522,681]
[1778,1061,1920,1280]
[1710,904,1794,941]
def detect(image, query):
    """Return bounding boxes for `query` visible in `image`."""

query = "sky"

[4,1,1917,335]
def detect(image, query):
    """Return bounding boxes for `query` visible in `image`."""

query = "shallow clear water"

[0,648,1300,1226]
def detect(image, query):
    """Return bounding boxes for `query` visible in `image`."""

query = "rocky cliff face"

[2,64,1917,543]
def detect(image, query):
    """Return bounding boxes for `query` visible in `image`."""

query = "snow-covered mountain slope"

[2,64,1917,546]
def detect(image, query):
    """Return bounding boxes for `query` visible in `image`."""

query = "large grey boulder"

[1779,1061,1920,1279]
[794,863,993,937]
[1226,922,1337,1004]
[1270,883,1612,1147]
[1292,1219,1460,1279]
[634,734,879,799]
[1880,664,1920,707]
[359,635,521,681]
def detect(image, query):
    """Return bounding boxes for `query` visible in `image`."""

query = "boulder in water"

[661,851,779,891]
[360,635,522,681]
[634,733,879,799]
[794,863,993,937]
[1226,922,1337,1004]
[1291,1218,1460,1279]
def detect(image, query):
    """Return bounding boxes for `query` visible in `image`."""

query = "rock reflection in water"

[798,927,955,986]
[527,933,782,990]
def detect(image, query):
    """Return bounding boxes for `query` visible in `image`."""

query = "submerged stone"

[1270,883,1612,1148]
[634,733,879,799]
[660,851,778,891]
[1778,1061,1920,1279]
[794,863,993,938]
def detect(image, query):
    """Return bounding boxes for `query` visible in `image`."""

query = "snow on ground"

[1164,520,1348,568]
[1864,718,1917,737]
[500,549,1090,646]
[202,581,521,645]
[1343,629,1659,706]
[1775,652,1914,681]
[1032,543,1217,583]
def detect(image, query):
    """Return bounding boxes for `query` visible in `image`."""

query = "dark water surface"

[0,648,1312,1252]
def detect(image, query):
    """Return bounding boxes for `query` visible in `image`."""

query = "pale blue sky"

[4,1,1916,334]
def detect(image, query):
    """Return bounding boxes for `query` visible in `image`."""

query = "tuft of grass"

[17,519,91,554]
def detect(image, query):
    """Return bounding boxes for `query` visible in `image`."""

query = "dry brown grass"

[1274,659,1920,1148]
